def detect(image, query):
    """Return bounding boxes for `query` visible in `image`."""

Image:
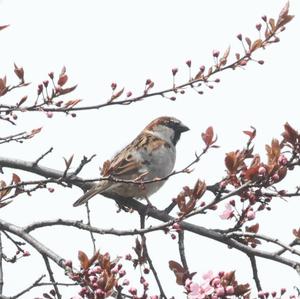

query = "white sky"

[1,0,300,298]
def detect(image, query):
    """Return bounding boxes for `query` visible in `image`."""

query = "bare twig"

[225,231,300,257]
[140,214,167,299]
[178,231,189,272]
[42,255,62,299]
[86,202,97,253]
[24,218,173,236]
[6,274,45,299]
[247,254,262,292]
[33,147,53,167]
[71,155,96,177]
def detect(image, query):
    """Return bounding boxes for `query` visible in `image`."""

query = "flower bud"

[48,72,54,79]
[143,267,150,274]
[129,287,137,295]
[199,65,205,72]
[111,82,117,90]
[246,210,256,220]
[212,50,220,58]
[186,60,191,67]
[64,259,72,268]
[125,254,132,260]
[272,173,279,182]
[258,166,267,175]
[46,111,53,118]
[172,68,178,76]
[119,269,126,277]
[237,33,243,40]
[256,23,262,31]
[23,251,30,257]
[172,223,181,231]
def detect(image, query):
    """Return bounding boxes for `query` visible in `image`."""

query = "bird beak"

[178,123,190,133]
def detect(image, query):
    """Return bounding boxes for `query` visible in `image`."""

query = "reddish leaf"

[201,126,214,146]
[88,250,100,268]
[268,18,276,31]
[0,25,9,31]
[0,76,8,96]
[265,139,281,165]
[12,173,21,184]
[0,180,10,199]
[58,74,68,86]
[250,39,263,52]
[246,223,259,233]
[59,84,77,95]
[110,87,124,102]
[245,37,252,49]
[78,250,89,270]
[192,179,206,199]
[18,95,28,106]
[63,99,81,108]
[27,127,42,138]
[235,283,251,296]
[282,122,299,145]
[244,165,260,181]
[219,46,230,66]
[14,63,24,82]
[169,260,188,285]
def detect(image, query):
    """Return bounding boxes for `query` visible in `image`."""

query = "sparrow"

[73,116,189,207]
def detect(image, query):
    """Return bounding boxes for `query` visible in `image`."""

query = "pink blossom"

[220,203,234,220]
[187,280,214,299]
[246,210,256,220]
[226,285,234,295]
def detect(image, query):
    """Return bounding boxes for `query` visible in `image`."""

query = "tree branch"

[178,231,189,272]
[0,219,66,269]
[42,255,62,299]
[139,214,167,299]
[247,254,262,292]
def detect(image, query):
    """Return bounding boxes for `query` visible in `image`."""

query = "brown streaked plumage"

[73,116,189,207]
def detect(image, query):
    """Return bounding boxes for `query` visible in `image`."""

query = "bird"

[73,116,189,207]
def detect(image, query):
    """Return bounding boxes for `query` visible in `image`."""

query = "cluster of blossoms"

[185,271,249,299]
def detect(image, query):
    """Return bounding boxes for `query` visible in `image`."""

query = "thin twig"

[225,231,300,256]
[33,147,53,167]
[71,155,96,177]
[86,202,97,253]
[247,254,262,292]
[9,274,45,299]
[140,214,167,299]
[178,231,189,272]
[42,255,62,299]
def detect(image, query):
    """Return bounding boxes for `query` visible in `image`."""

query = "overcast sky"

[1,1,300,298]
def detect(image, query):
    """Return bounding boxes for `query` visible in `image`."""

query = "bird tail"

[73,181,110,207]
